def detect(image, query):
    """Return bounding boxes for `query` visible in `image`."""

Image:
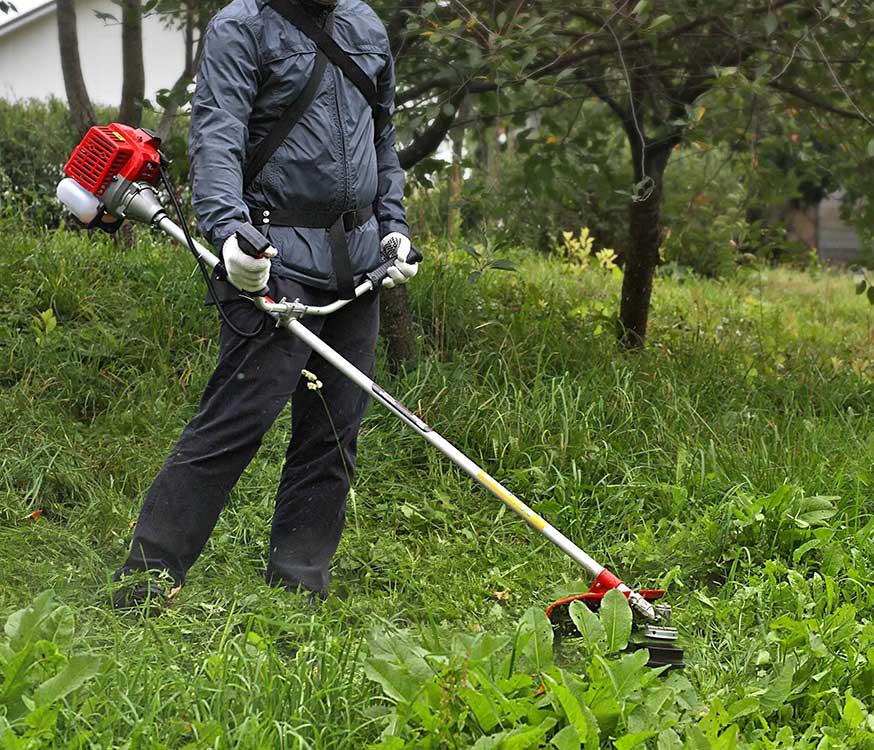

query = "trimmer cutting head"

[547,588,684,669]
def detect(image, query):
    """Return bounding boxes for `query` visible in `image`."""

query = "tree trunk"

[158,0,201,141]
[446,98,468,242]
[380,286,417,368]
[118,0,145,126]
[56,0,95,139]
[618,142,673,349]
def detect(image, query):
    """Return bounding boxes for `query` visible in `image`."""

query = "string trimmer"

[57,123,683,668]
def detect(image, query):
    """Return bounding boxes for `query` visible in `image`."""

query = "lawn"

[0,223,872,748]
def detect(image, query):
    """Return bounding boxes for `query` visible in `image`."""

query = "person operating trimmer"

[113,0,418,606]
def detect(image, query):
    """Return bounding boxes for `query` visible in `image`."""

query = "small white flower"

[301,369,317,382]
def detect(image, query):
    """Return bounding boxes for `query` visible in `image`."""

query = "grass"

[0,222,872,747]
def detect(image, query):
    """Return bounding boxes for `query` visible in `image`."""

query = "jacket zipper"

[332,66,351,211]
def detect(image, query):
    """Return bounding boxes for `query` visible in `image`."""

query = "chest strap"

[249,205,374,298]
[268,0,390,138]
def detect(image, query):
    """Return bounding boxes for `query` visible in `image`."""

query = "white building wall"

[0,0,186,105]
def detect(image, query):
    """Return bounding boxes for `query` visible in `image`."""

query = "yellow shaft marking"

[477,471,547,531]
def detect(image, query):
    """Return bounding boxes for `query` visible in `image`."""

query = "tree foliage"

[48,0,874,348]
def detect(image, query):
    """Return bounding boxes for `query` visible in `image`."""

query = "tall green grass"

[0,222,871,746]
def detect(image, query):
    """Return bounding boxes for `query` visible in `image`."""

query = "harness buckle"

[340,208,360,232]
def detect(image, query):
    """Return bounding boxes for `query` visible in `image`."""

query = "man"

[113,0,417,605]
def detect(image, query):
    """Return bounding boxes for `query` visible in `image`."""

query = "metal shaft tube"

[283,316,606,579]
[157,216,219,269]
[152,212,657,621]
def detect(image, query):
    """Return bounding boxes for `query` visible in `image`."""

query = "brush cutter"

[57,123,683,668]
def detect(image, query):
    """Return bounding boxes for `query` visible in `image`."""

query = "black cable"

[159,167,264,339]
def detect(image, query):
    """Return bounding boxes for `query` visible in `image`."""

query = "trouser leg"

[267,289,379,595]
[117,283,324,585]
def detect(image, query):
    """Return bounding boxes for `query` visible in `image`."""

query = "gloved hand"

[381,232,419,289]
[222,233,278,293]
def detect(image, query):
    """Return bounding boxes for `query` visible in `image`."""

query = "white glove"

[222,233,277,292]
[381,232,419,288]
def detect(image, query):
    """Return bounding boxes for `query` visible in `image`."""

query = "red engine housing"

[63,123,162,196]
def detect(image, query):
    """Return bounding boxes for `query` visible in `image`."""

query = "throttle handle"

[236,223,273,259]
[234,224,272,297]
[366,244,423,287]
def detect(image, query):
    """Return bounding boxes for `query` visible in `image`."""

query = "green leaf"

[460,686,500,733]
[868,286,874,306]
[867,138,874,158]
[568,601,606,652]
[657,729,683,750]
[856,278,867,294]
[500,723,549,750]
[726,696,759,720]
[631,0,650,16]
[792,538,822,563]
[787,495,838,528]
[764,13,777,36]
[647,14,671,31]
[600,589,632,653]
[363,657,421,704]
[33,654,101,707]
[615,731,658,750]
[760,654,797,715]
[467,632,512,664]
[551,726,580,750]
[488,259,517,272]
[4,592,74,652]
[518,607,553,672]
[607,649,650,700]
[698,696,731,737]
[0,643,38,721]
[545,676,589,738]
[842,691,867,729]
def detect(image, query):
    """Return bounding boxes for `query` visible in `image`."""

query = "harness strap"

[243,40,329,190]
[249,205,373,230]
[268,0,390,137]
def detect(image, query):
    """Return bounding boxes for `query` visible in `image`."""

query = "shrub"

[0,99,80,227]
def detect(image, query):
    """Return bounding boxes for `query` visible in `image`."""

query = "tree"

[56,0,96,139]
[154,0,210,140]
[559,1,873,347]
[56,0,202,132]
[118,0,145,126]
[378,0,874,348]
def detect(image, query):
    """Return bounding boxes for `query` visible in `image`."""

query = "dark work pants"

[117,277,378,595]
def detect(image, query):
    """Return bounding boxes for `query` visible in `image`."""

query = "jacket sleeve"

[189,14,261,249]
[373,52,409,239]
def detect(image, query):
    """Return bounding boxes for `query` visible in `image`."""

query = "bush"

[0,99,81,227]
[423,101,633,253]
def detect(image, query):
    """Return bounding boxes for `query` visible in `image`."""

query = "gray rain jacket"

[189,0,408,290]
